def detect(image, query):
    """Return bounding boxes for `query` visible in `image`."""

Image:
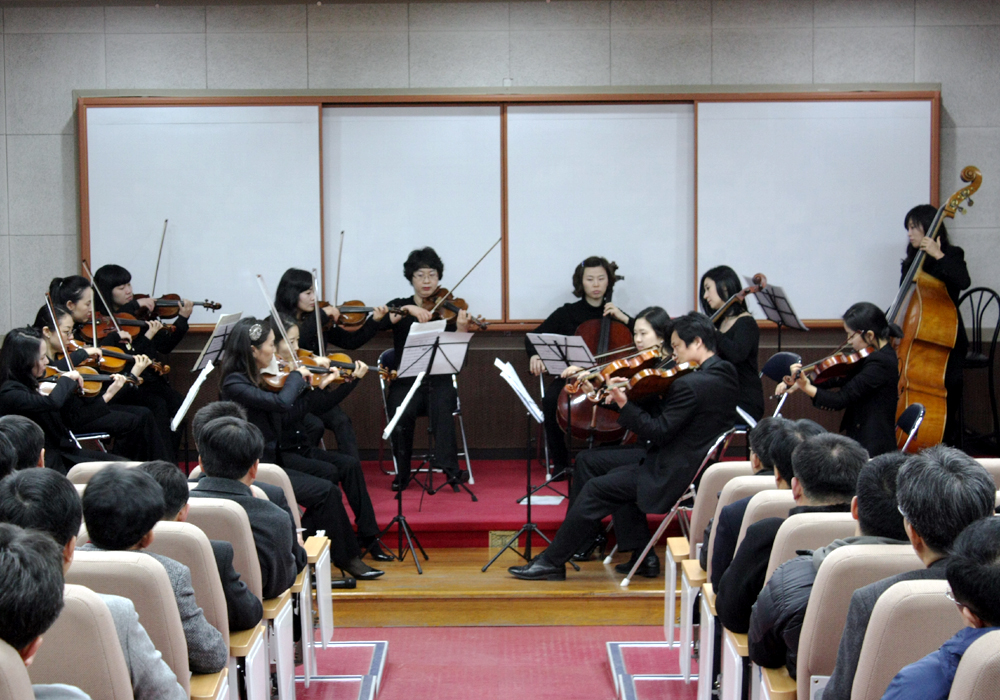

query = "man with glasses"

[818,445,995,700]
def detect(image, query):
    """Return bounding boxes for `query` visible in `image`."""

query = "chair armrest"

[290,568,307,594]
[681,558,707,587]
[190,668,228,700]
[725,629,749,657]
[262,590,291,620]
[304,535,330,564]
[702,583,717,617]
[230,623,265,658]
[761,665,796,700]
[667,536,690,561]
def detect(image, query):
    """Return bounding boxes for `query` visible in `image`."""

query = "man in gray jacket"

[748,452,910,678]
[818,445,996,700]
[0,468,186,700]
[81,465,228,675]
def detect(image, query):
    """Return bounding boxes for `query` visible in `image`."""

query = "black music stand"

[483,359,579,573]
[746,279,809,351]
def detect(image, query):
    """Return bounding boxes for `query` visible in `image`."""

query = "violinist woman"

[0,327,128,472]
[902,205,971,446]
[218,317,386,579]
[700,266,764,423]
[779,302,900,457]
[92,265,189,459]
[34,305,168,462]
[274,268,388,460]
[378,247,471,491]
[564,306,671,561]
[526,256,631,479]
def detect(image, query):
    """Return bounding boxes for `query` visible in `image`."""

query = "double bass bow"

[887,166,982,450]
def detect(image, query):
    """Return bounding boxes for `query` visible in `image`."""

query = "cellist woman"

[779,302,900,456]
[700,265,764,423]
[526,256,631,480]
[901,205,971,446]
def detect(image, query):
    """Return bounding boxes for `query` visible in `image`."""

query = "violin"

[565,347,664,394]
[296,349,365,383]
[42,366,141,398]
[318,301,407,330]
[79,313,176,341]
[597,361,699,402]
[422,288,489,330]
[710,273,767,324]
[776,346,875,395]
[133,294,221,320]
[62,340,170,376]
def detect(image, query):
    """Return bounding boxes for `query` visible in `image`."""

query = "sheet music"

[193,312,242,371]
[494,358,543,423]
[745,278,809,332]
[398,322,473,378]
[526,333,596,375]
[171,361,214,431]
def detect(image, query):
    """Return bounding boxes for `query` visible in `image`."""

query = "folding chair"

[69,430,111,452]
[896,403,925,453]
[761,352,802,418]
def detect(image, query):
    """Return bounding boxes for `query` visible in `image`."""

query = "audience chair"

[895,403,925,454]
[948,630,1000,700]
[377,348,474,484]
[734,490,796,552]
[253,463,302,530]
[66,461,144,484]
[762,544,922,700]
[975,458,1000,488]
[851,580,963,700]
[764,512,857,584]
[0,640,33,700]
[958,287,1000,451]
[184,498,271,700]
[709,476,780,580]
[27,583,133,700]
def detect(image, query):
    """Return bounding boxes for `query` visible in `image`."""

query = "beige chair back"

[949,630,1000,700]
[976,458,1000,488]
[734,488,794,551]
[704,474,773,578]
[689,461,752,552]
[188,466,271,502]
[764,512,858,583]
[186,498,263,600]
[0,640,33,700]
[66,461,144,485]
[29,584,136,700]
[253,464,302,530]
[797,544,922,700]
[67,550,191,694]
[852,580,963,700]
[148,521,230,645]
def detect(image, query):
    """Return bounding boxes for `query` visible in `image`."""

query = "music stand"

[171,312,241,471]
[395,323,477,500]
[746,278,809,351]
[483,359,579,573]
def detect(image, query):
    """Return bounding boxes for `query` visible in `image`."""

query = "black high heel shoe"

[571,533,608,562]
[364,542,394,562]
[338,557,385,580]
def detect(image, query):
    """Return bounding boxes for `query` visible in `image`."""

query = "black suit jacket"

[210,539,263,631]
[616,354,739,514]
[710,494,754,589]
[190,477,305,600]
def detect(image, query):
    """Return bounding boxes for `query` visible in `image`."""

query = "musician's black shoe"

[508,555,566,581]
[446,470,470,492]
[571,533,608,562]
[339,557,385,580]
[614,550,660,578]
[549,468,571,483]
[363,542,394,562]
[391,475,411,492]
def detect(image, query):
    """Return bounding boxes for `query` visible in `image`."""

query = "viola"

[598,361,699,402]
[134,294,221,320]
[79,313,176,341]
[42,366,141,398]
[565,347,664,394]
[710,273,767,325]
[318,301,407,330]
[422,288,489,330]
[776,346,875,395]
[296,348,364,383]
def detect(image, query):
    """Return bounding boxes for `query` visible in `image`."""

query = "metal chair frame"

[897,402,925,453]
[958,287,1000,449]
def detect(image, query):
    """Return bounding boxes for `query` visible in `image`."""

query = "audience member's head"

[139,460,190,521]
[198,417,264,481]
[946,516,1000,628]
[770,419,826,488]
[790,433,868,505]
[854,452,908,540]
[0,432,17,481]
[794,419,826,438]
[0,415,45,471]
[192,401,248,452]
[747,417,787,472]
[0,469,82,557]
[896,445,995,559]
[0,523,65,663]
[82,466,165,551]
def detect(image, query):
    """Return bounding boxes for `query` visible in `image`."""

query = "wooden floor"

[334,546,666,627]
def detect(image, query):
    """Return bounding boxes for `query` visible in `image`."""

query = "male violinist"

[509,312,738,580]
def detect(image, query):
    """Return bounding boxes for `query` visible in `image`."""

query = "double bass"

[888,166,982,451]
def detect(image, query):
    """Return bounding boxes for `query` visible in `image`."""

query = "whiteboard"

[507,105,695,320]
[323,106,502,319]
[87,106,321,324]
[697,100,932,320]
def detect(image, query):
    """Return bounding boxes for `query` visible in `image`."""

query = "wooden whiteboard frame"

[77,90,939,331]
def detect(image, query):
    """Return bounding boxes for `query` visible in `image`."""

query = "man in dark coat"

[509,312,738,581]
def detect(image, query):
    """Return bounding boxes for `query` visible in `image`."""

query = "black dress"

[714,315,765,423]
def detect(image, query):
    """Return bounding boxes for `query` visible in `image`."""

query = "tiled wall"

[1,0,998,332]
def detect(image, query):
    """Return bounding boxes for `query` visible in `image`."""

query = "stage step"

[334,548,665,627]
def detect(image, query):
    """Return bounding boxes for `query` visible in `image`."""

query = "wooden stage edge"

[333,547,666,628]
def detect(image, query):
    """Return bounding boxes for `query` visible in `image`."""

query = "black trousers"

[282,447,380,541]
[385,374,460,479]
[543,461,652,566]
[317,406,361,461]
[542,377,570,471]
[570,446,650,551]
[944,350,964,447]
[115,375,183,461]
[75,405,170,462]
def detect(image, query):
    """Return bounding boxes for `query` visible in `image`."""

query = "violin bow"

[151,219,168,298]
[82,259,131,351]
[44,293,74,372]
[311,268,325,357]
[334,230,344,308]
[256,274,300,370]
[428,235,501,316]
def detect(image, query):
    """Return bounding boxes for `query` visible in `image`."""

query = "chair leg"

[697,592,715,698]
[621,506,679,587]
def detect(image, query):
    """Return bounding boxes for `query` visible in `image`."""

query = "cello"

[888,166,982,450]
[556,265,632,443]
